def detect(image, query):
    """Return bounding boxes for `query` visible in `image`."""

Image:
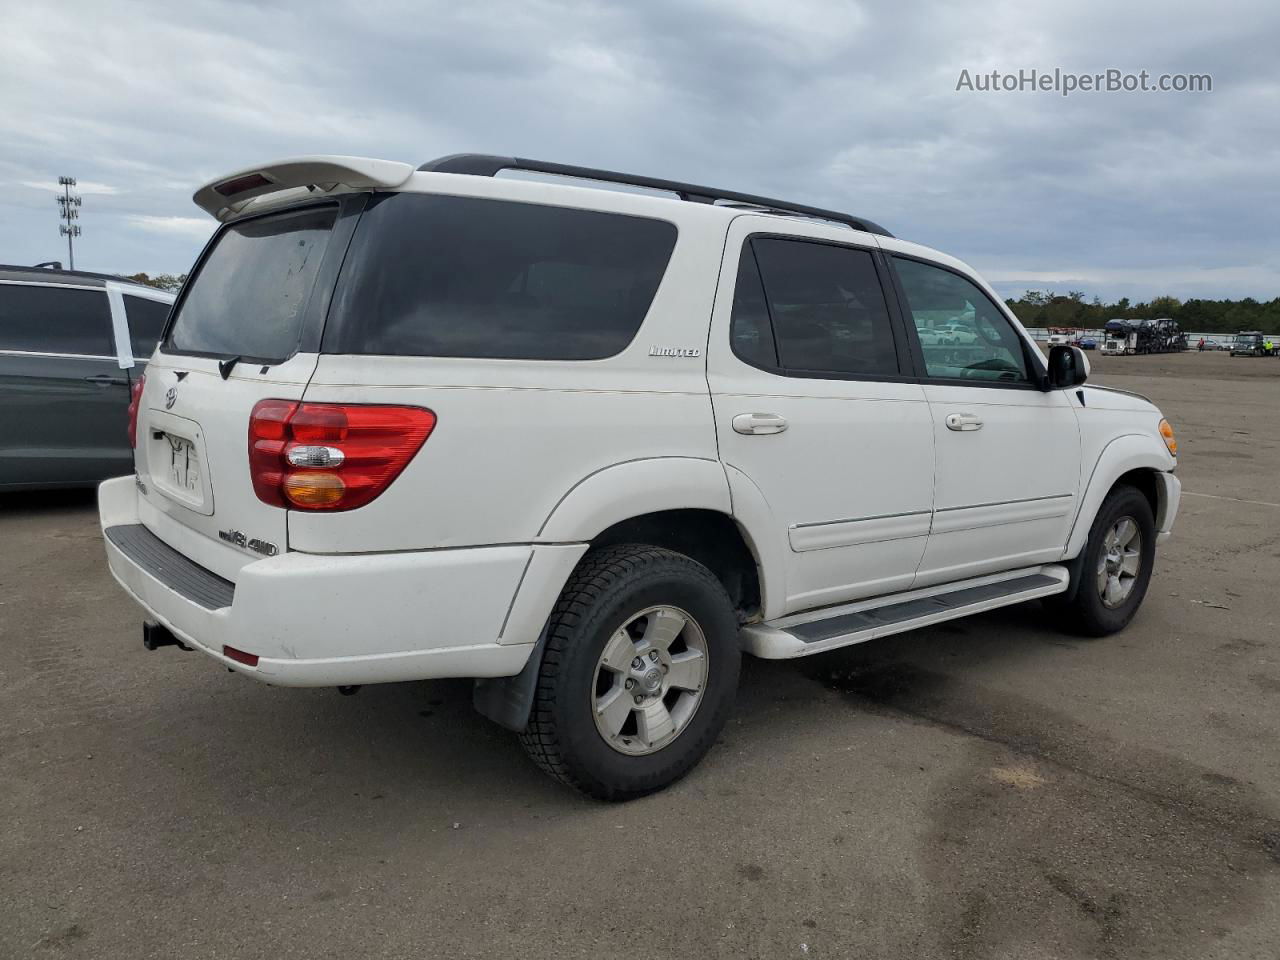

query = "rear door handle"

[84,374,128,387]
[732,413,788,436]
[945,412,983,432]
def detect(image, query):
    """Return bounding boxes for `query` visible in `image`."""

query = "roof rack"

[417,154,894,238]
[0,262,145,285]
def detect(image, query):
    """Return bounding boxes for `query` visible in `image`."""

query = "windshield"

[165,204,339,362]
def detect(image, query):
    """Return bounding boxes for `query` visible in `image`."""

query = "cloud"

[125,215,213,239]
[0,0,1275,298]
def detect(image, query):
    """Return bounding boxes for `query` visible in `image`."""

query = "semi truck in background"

[1101,318,1186,355]
[1231,331,1274,357]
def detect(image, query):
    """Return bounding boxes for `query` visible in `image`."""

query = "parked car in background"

[100,152,1182,800]
[1199,338,1228,351]
[0,264,174,489]
[915,326,943,346]
[938,321,978,345]
[1076,337,1097,350]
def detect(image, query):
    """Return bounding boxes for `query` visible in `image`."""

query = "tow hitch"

[142,621,191,652]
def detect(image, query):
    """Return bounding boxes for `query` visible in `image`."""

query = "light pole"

[57,176,82,270]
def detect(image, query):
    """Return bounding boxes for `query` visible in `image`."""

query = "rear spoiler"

[193,156,415,221]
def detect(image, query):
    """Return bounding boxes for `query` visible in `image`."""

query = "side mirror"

[1046,345,1089,389]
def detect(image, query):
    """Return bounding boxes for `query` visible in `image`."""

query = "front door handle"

[84,374,128,387]
[732,413,788,436]
[945,412,983,432]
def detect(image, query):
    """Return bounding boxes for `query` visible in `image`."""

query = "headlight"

[1159,418,1177,457]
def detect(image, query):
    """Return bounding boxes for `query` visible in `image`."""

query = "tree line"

[1004,291,1280,334]
[124,272,187,293]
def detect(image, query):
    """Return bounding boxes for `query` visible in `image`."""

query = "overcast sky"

[2,0,1276,302]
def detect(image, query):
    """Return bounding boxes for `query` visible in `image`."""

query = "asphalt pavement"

[2,349,1278,959]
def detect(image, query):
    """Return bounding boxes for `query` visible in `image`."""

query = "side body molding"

[1063,433,1177,558]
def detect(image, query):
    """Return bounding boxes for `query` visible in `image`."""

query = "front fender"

[1064,433,1176,557]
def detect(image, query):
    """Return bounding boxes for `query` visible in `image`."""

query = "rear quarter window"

[324,193,678,361]
[0,283,113,356]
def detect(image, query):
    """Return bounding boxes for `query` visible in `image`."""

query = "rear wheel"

[520,545,741,801]
[1052,484,1156,636]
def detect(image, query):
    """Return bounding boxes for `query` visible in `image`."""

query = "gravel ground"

[2,349,1278,959]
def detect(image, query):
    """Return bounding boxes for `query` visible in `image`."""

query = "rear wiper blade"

[218,356,242,380]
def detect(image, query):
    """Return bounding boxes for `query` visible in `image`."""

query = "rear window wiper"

[218,355,242,380]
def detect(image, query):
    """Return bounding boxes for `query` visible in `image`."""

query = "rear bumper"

[99,476,585,687]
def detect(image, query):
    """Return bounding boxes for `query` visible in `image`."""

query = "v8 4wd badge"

[218,528,279,557]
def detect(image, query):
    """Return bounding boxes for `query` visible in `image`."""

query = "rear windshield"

[165,205,338,362]
[323,193,677,361]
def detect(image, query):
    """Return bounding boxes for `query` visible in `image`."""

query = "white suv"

[100,154,1181,800]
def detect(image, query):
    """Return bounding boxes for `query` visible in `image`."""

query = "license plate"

[165,435,200,493]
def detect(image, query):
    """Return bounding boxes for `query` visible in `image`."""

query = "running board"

[742,565,1070,659]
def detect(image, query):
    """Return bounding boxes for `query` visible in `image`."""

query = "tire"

[519,544,741,801]
[1052,484,1156,636]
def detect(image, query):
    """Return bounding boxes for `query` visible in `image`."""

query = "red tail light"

[248,401,436,511]
[127,374,145,448]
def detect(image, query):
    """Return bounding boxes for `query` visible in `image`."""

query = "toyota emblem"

[165,386,177,410]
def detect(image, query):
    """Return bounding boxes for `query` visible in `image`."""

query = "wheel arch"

[1064,434,1176,559]
[535,457,778,619]
[479,499,765,736]
[536,457,732,541]
[589,508,762,620]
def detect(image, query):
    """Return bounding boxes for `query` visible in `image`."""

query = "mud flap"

[472,622,549,732]
[1060,547,1089,605]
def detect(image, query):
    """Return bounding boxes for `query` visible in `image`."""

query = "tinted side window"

[729,247,777,368]
[325,193,677,360]
[123,295,171,359]
[750,238,898,377]
[0,284,113,356]
[893,257,1030,383]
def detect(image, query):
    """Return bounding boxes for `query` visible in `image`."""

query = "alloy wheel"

[591,605,709,756]
[1096,516,1142,608]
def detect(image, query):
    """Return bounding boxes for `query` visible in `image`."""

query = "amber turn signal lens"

[1159,419,1177,457]
[283,471,346,507]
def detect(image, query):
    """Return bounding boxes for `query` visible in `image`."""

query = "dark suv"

[0,265,174,489]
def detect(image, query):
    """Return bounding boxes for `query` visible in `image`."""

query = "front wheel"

[519,545,741,801]
[1051,484,1156,636]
